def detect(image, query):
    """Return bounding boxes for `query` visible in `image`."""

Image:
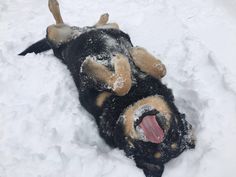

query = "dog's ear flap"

[19,38,51,56]
[136,160,164,177]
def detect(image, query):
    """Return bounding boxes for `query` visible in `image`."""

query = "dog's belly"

[56,29,134,118]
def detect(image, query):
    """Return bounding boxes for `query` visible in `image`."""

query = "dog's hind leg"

[82,54,132,96]
[95,13,109,27]
[129,47,166,79]
[101,23,120,29]
[48,0,64,24]
[95,13,119,29]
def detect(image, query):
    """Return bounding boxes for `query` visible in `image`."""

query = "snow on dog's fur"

[19,1,195,176]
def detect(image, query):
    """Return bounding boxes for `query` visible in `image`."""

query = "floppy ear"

[136,160,164,177]
[19,38,51,56]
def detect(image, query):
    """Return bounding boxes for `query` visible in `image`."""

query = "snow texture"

[0,0,236,177]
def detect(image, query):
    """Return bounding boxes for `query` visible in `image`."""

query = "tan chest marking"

[96,92,112,107]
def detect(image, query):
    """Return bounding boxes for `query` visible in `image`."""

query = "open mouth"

[122,95,172,144]
[134,109,166,144]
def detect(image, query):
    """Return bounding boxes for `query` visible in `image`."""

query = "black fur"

[20,28,194,177]
[19,38,51,56]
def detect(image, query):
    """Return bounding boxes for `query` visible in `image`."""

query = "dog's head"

[99,76,195,176]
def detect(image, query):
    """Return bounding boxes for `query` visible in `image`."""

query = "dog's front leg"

[129,47,166,79]
[82,54,132,96]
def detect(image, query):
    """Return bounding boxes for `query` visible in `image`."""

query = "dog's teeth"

[133,105,154,121]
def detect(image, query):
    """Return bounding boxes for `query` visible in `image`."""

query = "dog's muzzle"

[120,95,172,144]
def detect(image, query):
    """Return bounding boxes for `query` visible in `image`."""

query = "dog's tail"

[19,38,51,56]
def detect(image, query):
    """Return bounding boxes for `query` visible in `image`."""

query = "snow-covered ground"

[0,0,236,176]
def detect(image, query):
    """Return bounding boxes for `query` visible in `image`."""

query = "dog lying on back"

[19,0,195,176]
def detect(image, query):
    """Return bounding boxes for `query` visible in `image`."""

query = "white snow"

[0,0,236,177]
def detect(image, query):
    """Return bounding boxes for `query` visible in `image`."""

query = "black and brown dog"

[19,1,195,176]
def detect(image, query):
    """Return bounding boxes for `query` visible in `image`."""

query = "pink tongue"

[139,115,164,144]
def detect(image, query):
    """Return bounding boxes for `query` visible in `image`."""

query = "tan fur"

[171,143,177,149]
[95,13,109,27]
[154,152,162,159]
[47,24,81,45]
[97,23,120,30]
[129,47,166,79]
[112,54,132,96]
[82,54,131,96]
[48,0,64,24]
[47,25,58,41]
[82,57,114,84]
[96,92,112,107]
[95,13,119,29]
[123,96,172,139]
